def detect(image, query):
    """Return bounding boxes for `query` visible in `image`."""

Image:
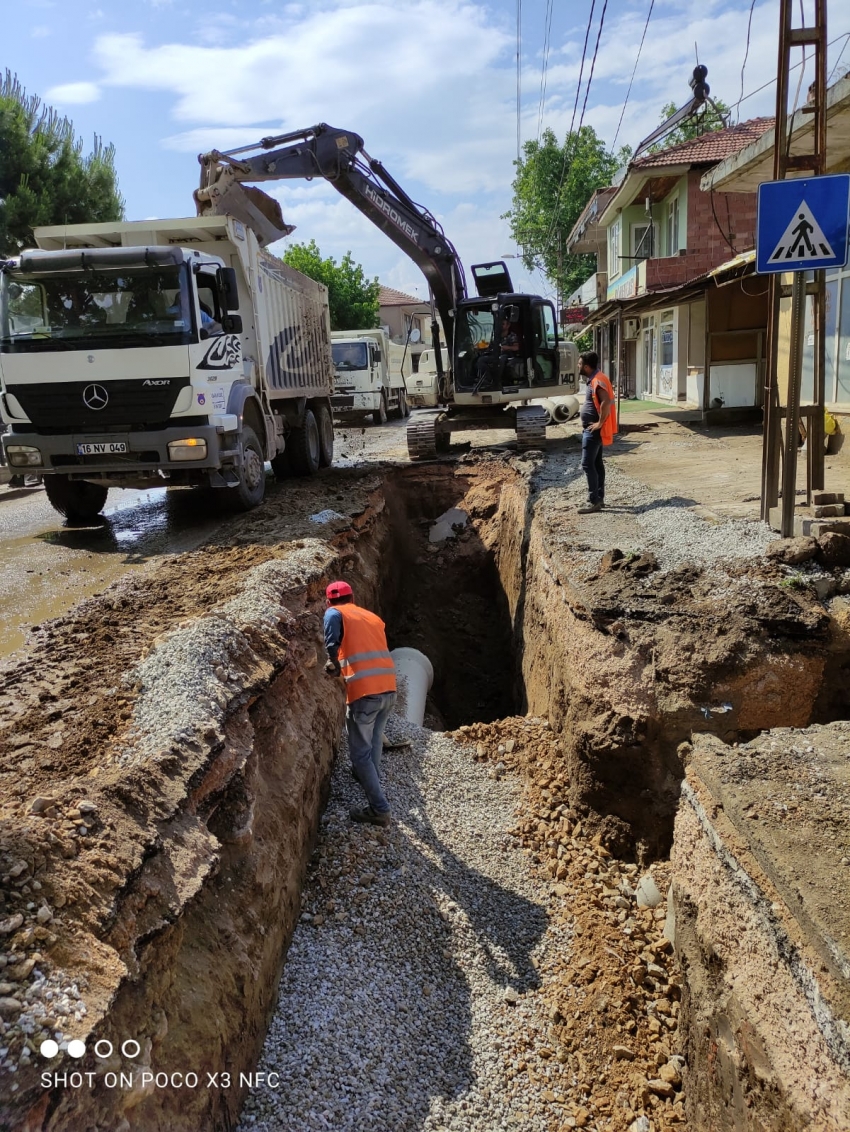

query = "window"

[0,265,192,353]
[609,221,621,278]
[667,196,680,255]
[661,324,674,367]
[632,223,657,260]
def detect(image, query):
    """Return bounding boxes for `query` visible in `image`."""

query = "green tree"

[503,126,629,303]
[652,97,731,150]
[0,71,124,257]
[282,239,380,330]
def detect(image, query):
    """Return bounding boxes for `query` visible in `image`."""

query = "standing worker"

[323,581,397,827]
[577,351,617,514]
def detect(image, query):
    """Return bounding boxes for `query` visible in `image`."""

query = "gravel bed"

[119,545,334,766]
[237,717,572,1132]
[533,450,774,570]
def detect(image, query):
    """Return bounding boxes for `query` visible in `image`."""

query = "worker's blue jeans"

[581,428,605,503]
[347,691,396,815]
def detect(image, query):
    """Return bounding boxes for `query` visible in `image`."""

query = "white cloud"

[73,0,785,299]
[45,81,101,104]
[31,25,51,38]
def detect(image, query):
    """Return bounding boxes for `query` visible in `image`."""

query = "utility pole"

[761,0,828,535]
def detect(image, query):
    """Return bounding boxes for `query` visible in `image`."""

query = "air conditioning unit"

[623,318,640,340]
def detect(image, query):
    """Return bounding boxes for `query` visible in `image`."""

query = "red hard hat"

[326,580,353,600]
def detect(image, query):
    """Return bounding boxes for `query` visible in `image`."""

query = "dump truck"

[0,213,335,520]
[330,328,410,423]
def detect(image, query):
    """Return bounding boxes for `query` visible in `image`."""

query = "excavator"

[196,123,577,459]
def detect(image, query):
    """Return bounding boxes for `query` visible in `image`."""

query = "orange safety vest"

[590,371,618,446]
[337,604,397,705]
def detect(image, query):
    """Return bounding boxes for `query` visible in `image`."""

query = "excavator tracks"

[407,413,441,460]
[515,405,548,452]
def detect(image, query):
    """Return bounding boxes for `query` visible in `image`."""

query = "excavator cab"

[453,295,560,395]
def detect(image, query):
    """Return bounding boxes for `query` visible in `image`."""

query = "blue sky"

[3,0,848,300]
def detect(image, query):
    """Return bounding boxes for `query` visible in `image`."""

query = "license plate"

[76,441,128,456]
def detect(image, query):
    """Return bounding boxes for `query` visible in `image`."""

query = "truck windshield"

[0,265,193,352]
[332,342,369,371]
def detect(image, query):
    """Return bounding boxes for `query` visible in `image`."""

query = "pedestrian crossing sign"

[756,174,850,274]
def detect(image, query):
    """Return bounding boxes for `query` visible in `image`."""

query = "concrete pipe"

[391,647,434,727]
[539,399,559,425]
[551,394,579,422]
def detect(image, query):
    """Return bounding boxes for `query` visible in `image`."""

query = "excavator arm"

[196,124,466,384]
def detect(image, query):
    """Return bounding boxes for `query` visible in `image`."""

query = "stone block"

[813,492,844,506]
[814,504,846,518]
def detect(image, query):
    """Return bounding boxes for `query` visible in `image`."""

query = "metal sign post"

[759,0,831,532]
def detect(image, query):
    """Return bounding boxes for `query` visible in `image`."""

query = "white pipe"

[550,394,579,421]
[390,647,434,727]
[539,399,558,425]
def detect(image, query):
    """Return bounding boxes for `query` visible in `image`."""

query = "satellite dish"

[409,328,421,343]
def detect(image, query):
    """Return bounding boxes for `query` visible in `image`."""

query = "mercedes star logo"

[82,383,109,411]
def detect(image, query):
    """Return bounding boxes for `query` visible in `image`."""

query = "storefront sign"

[607,265,638,301]
[562,305,589,324]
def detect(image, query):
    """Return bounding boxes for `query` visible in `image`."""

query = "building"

[378,286,433,371]
[565,119,773,411]
[703,74,850,418]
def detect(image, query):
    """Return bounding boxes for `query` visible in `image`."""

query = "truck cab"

[330,329,409,423]
[0,216,334,520]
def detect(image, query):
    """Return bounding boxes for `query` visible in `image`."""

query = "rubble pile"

[453,717,687,1131]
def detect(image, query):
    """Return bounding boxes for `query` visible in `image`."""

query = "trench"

[13,456,850,1132]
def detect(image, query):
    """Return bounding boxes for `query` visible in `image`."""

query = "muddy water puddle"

[0,485,224,656]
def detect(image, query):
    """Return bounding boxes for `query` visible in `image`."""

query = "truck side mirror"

[373,348,382,362]
[220,267,240,311]
[221,314,243,334]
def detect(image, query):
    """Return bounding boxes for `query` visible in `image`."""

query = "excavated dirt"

[1,437,850,1131]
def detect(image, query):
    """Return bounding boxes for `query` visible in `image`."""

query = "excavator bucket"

[195,180,295,247]
[471,261,514,297]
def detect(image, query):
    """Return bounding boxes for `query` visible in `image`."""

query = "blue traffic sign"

[756,174,850,274]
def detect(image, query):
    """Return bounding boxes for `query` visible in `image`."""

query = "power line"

[568,0,596,141]
[738,0,758,120]
[536,0,555,144]
[577,0,610,136]
[516,0,522,163]
[542,0,609,260]
[829,33,849,82]
[729,30,849,115]
[612,0,654,149]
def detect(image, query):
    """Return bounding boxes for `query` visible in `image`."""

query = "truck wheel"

[44,476,108,521]
[288,409,321,476]
[373,392,388,425]
[233,426,266,510]
[270,448,291,480]
[316,403,334,467]
[390,388,407,420]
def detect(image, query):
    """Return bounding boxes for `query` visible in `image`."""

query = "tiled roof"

[378,285,428,307]
[631,117,774,169]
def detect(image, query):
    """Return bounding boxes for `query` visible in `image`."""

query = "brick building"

[566,119,773,409]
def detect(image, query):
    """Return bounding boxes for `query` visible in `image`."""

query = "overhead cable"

[612,0,655,150]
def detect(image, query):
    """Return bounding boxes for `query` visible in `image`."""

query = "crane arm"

[196,123,465,345]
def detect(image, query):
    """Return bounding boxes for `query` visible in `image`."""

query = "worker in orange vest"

[323,580,397,827]
[577,350,617,514]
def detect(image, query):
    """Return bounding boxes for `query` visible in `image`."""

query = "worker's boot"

[349,806,391,827]
[577,501,603,514]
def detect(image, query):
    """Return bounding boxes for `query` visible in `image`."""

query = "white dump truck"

[0,214,334,520]
[407,346,447,409]
[330,328,410,423]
